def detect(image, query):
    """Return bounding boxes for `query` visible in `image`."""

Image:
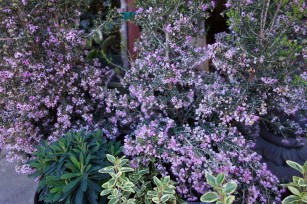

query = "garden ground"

[0,151,36,204]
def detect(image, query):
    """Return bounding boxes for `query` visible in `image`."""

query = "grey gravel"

[0,151,36,204]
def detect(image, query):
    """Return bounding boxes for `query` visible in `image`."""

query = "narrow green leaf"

[205,172,217,187]
[152,197,160,204]
[138,169,149,175]
[298,178,307,187]
[99,166,115,174]
[120,167,134,173]
[122,187,135,193]
[164,186,175,194]
[282,195,300,204]
[200,192,219,202]
[81,174,88,192]
[65,163,78,172]
[61,173,79,180]
[153,176,162,186]
[108,178,116,187]
[286,160,304,174]
[100,189,111,196]
[127,199,136,204]
[63,177,82,193]
[215,173,225,186]
[109,172,117,178]
[75,187,84,204]
[112,188,119,196]
[70,155,81,169]
[88,180,101,192]
[288,186,300,196]
[119,159,129,166]
[147,191,158,197]
[293,176,300,184]
[79,152,85,166]
[163,176,171,183]
[50,187,62,194]
[225,195,235,204]
[102,182,109,189]
[109,198,119,204]
[124,182,135,188]
[223,182,237,194]
[301,192,307,203]
[161,194,171,202]
[106,154,116,163]
[93,29,103,44]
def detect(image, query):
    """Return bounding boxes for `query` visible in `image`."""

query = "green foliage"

[86,6,122,62]
[282,161,307,204]
[29,130,122,204]
[147,176,178,204]
[200,172,237,204]
[99,155,186,204]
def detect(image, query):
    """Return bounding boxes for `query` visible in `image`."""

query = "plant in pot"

[29,129,122,204]
[106,0,283,203]
[0,0,118,173]
[99,154,187,204]
[212,0,307,180]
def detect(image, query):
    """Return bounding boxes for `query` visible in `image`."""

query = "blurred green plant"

[200,172,237,204]
[282,160,307,204]
[99,154,186,204]
[29,130,122,204]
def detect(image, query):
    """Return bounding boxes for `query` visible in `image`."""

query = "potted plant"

[29,129,122,204]
[107,0,284,202]
[212,0,306,181]
[0,0,118,174]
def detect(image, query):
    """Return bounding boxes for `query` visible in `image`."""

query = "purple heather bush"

[213,0,307,139]
[103,0,298,202]
[0,0,116,173]
[0,0,305,203]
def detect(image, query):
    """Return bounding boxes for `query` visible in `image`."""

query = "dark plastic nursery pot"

[34,191,45,204]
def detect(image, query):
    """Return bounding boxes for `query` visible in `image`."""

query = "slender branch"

[259,0,266,40]
[262,0,271,34]
[0,37,25,41]
[269,0,282,32]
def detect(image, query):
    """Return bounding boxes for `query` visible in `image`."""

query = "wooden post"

[119,0,129,69]
[196,21,209,72]
[127,0,140,60]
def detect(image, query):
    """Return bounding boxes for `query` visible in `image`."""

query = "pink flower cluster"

[0,1,305,203]
[113,0,285,202]
[124,118,281,202]
[213,0,306,138]
[0,1,114,172]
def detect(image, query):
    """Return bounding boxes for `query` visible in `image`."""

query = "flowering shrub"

[213,0,307,139]
[0,0,116,173]
[0,0,305,203]
[106,0,286,202]
[124,118,281,202]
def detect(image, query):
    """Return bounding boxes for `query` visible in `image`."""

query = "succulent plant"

[29,130,122,204]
